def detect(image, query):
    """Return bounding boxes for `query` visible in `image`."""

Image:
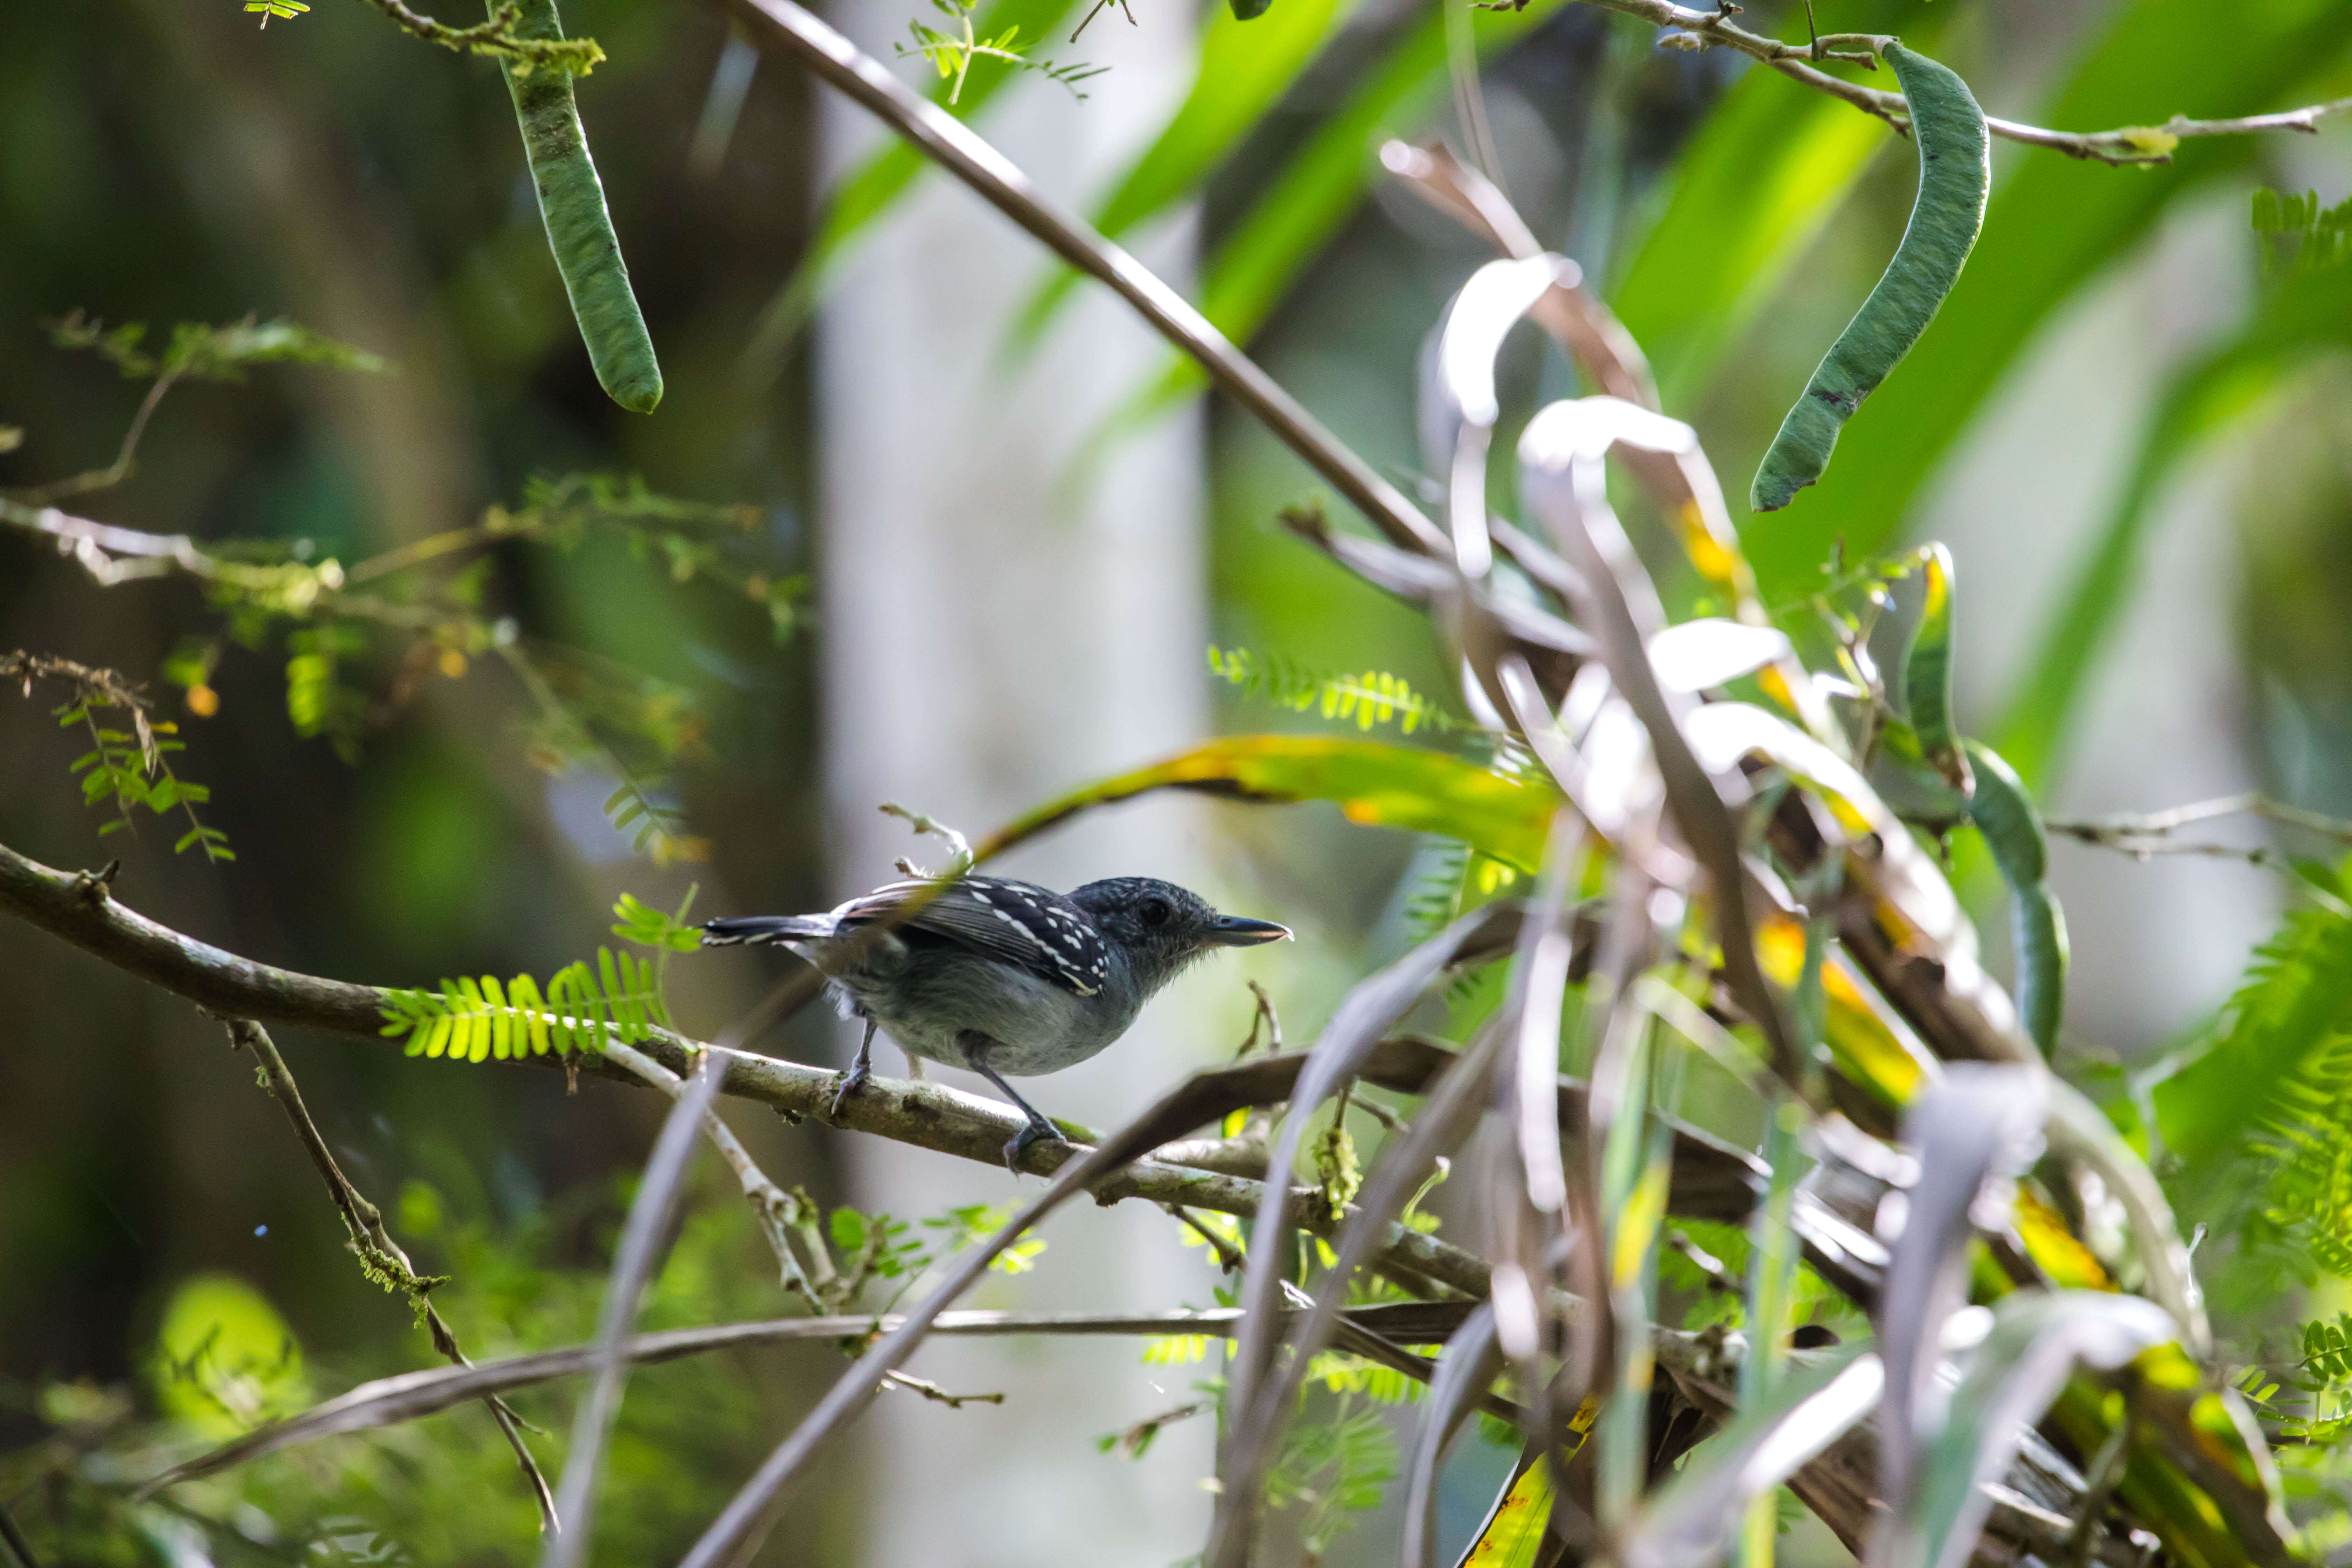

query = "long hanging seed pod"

[493,0,664,413]
[1751,41,1988,511]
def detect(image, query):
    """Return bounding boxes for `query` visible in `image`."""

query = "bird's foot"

[1002,1117,1070,1176]
[828,1058,871,1120]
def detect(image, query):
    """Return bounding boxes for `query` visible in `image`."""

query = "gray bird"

[703,876,1290,1168]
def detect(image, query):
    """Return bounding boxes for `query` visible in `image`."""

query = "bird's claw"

[1003,1118,1070,1175]
[828,1059,871,1120]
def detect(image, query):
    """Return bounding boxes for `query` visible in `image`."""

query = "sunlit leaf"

[1754,916,1937,1105]
[1458,1455,1554,1568]
[1647,618,1794,694]
[975,735,1559,870]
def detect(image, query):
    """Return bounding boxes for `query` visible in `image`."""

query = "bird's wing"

[835,877,1112,997]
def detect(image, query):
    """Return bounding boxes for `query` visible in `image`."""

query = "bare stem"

[357,0,605,74]
[2044,793,2352,867]
[2,371,180,507]
[223,1018,559,1534]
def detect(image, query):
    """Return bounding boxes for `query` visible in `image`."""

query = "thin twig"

[1666,1230,1742,1296]
[0,1500,41,1568]
[0,499,443,629]
[1173,1204,1247,1272]
[140,1302,1483,1491]
[2045,793,2352,866]
[2,370,179,506]
[880,799,974,877]
[1103,1398,1214,1457]
[597,1038,826,1299]
[222,1018,558,1535]
[357,0,605,74]
[1570,0,2350,165]
[1234,979,1283,1059]
[881,1371,1007,1407]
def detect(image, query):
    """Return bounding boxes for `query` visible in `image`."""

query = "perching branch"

[0,836,1492,1300]
[222,1018,559,1535]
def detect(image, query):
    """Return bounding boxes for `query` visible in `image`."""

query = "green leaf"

[1008,0,1363,348]
[1901,544,1965,791]
[481,975,512,1060]
[1960,740,2066,1055]
[1117,0,1563,422]
[1740,0,2352,599]
[1993,258,2352,789]
[510,973,551,1055]
[741,0,1085,368]
[975,735,1558,871]
[2154,884,2352,1175]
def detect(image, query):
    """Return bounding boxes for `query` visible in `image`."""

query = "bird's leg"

[961,1034,1069,1174]
[831,1018,877,1120]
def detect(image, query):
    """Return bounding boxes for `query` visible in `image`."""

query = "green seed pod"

[1963,737,2067,1055]
[1900,543,1972,793]
[495,0,663,414]
[1751,42,1987,512]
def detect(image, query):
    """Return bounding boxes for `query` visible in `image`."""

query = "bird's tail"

[701,914,831,947]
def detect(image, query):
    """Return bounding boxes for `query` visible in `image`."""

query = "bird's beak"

[1205,914,1292,947]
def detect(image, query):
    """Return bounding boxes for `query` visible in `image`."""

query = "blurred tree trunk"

[814,1,1220,1559]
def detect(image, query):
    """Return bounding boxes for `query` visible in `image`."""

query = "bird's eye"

[1140,897,1171,927]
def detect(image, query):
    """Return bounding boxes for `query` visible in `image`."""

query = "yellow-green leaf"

[976,735,1558,871]
[1462,1457,1554,1568]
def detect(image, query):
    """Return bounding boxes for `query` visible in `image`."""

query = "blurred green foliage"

[6,1176,791,1566]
